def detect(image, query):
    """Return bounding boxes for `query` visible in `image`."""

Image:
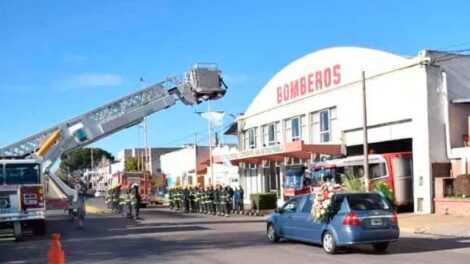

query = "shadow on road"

[279,235,470,255]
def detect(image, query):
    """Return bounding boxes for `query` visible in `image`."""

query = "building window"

[245,127,258,149]
[320,109,330,142]
[262,122,280,146]
[311,107,336,143]
[284,115,305,142]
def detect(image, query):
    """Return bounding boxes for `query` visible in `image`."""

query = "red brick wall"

[434,198,470,215]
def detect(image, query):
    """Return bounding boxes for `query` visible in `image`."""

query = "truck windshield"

[4,163,40,185]
[284,170,304,190]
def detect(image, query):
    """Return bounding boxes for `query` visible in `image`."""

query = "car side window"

[301,195,314,213]
[283,197,301,212]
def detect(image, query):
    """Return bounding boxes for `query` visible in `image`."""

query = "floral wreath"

[311,181,343,223]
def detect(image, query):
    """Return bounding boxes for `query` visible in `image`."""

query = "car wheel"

[372,242,389,253]
[322,231,338,254]
[267,223,280,243]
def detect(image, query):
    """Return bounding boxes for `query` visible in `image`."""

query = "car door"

[290,195,323,243]
[278,197,302,238]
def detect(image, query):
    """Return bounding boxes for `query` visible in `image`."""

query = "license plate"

[24,199,37,205]
[370,218,383,226]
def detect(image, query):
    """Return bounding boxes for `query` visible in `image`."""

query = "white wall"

[160,147,196,186]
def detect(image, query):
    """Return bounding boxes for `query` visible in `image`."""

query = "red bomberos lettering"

[276,64,341,104]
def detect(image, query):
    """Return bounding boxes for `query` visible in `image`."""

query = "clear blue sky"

[1,1,469,157]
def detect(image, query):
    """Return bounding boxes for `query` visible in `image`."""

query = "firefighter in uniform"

[198,186,204,213]
[214,185,221,216]
[193,187,199,213]
[168,187,174,210]
[183,187,190,213]
[130,183,141,220]
[125,183,133,218]
[105,186,113,210]
[202,188,208,214]
[113,184,122,213]
[220,186,229,217]
[119,187,127,216]
[208,185,216,215]
[174,187,181,210]
[189,187,196,213]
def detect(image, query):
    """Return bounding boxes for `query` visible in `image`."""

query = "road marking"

[85,204,103,214]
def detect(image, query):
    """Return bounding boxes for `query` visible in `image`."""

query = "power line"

[434,40,470,52]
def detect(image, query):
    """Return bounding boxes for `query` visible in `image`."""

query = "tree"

[124,157,140,172]
[60,147,114,174]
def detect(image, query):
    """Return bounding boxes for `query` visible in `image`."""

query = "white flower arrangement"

[311,181,343,222]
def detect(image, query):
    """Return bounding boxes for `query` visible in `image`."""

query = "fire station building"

[229,47,470,214]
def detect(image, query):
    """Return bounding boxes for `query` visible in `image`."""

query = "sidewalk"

[399,213,470,237]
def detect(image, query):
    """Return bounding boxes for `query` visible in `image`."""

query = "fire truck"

[112,172,150,207]
[283,152,414,208]
[0,64,227,240]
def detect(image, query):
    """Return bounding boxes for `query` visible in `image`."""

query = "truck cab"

[0,159,46,238]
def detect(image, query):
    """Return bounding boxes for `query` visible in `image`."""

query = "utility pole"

[362,71,370,191]
[144,116,149,173]
[90,147,95,171]
[208,101,214,185]
[194,133,198,186]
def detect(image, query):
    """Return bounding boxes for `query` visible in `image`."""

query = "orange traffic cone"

[48,233,65,264]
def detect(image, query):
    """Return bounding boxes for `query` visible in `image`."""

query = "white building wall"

[236,47,470,214]
[160,147,196,186]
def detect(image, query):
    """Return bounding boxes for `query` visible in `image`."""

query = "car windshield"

[347,193,391,211]
[284,170,304,189]
[4,163,41,185]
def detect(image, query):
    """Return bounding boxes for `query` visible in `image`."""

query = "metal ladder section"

[0,65,226,204]
[0,80,178,159]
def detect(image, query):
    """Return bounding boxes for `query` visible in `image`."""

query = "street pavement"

[1,199,470,264]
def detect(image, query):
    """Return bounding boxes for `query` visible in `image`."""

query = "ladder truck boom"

[0,64,227,238]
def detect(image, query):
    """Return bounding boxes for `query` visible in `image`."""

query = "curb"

[399,226,416,233]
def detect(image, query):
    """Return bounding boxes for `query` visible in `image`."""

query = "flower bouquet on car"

[373,182,397,210]
[311,181,343,223]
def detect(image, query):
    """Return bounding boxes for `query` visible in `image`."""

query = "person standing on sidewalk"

[238,186,244,212]
[233,188,240,213]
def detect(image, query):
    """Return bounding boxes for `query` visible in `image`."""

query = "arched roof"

[244,47,414,117]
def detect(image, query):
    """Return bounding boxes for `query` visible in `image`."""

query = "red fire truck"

[112,172,150,207]
[283,152,413,208]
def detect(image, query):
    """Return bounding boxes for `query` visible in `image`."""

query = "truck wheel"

[13,221,23,242]
[33,220,47,236]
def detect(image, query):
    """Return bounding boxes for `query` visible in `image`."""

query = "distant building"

[160,145,210,187]
[91,147,181,190]
[205,144,240,188]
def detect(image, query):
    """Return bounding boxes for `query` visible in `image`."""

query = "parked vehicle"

[283,152,413,208]
[267,192,399,254]
[0,160,46,240]
[112,172,150,207]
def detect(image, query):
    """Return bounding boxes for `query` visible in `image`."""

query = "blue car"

[266,192,399,254]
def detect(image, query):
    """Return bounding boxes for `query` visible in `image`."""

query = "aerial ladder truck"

[0,64,227,240]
